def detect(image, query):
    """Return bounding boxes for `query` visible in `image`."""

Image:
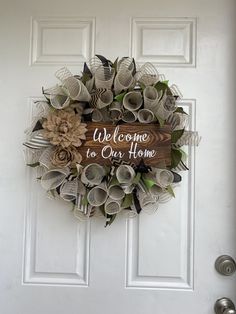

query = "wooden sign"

[79,122,171,166]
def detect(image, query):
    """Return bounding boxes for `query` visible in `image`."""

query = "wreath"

[24,55,200,226]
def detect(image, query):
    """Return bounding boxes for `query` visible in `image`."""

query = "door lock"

[215,298,236,314]
[215,255,236,276]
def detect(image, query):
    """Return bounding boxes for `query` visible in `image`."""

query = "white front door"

[1,0,236,313]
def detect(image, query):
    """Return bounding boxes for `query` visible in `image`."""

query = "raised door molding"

[125,100,196,289]
[23,98,90,286]
[30,17,95,66]
[131,17,196,67]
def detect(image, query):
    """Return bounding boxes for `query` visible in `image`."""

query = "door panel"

[0,0,235,313]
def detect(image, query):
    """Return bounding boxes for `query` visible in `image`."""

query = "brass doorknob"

[215,298,236,314]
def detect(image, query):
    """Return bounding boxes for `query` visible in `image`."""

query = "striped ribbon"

[90,88,107,108]
[175,131,201,147]
[24,132,51,149]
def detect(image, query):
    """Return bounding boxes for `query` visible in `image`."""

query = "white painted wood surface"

[0,0,235,313]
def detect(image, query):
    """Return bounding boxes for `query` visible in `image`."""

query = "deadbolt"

[214,297,236,314]
[215,255,236,276]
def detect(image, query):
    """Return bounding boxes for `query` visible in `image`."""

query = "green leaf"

[27,162,40,168]
[171,129,185,144]
[105,214,117,227]
[166,185,175,197]
[171,148,182,169]
[178,148,188,161]
[114,92,126,102]
[81,72,91,84]
[155,114,165,127]
[162,80,169,86]
[142,177,156,189]
[154,81,172,96]
[122,194,133,209]
[132,172,141,185]
[174,107,188,115]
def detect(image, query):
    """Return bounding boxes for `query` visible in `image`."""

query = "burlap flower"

[42,110,87,148]
[51,146,82,167]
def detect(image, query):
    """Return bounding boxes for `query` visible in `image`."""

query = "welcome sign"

[79,123,171,166]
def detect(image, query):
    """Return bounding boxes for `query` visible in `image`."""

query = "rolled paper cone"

[139,74,158,87]
[121,183,135,194]
[117,57,134,73]
[43,84,65,97]
[108,178,125,200]
[94,65,115,89]
[167,112,189,131]
[123,91,143,111]
[116,165,136,184]
[138,191,159,214]
[85,76,95,92]
[110,101,122,111]
[143,86,160,111]
[92,108,103,122]
[114,69,134,95]
[43,85,70,109]
[36,165,47,179]
[109,102,122,121]
[100,108,111,122]
[137,108,155,123]
[87,56,103,75]
[62,76,91,102]
[166,112,181,130]
[149,184,163,197]
[81,163,106,186]
[158,190,173,204]
[170,84,183,98]
[60,179,78,202]
[87,182,108,206]
[96,89,113,109]
[47,189,58,200]
[156,95,177,120]
[104,197,122,215]
[23,146,44,165]
[136,62,159,86]
[39,146,54,169]
[122,110,138,123]
[55,67,73,82]
[41,167,69,190]
[50,93,70,109]
[155,169,174,188]
[159,73,166,82]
